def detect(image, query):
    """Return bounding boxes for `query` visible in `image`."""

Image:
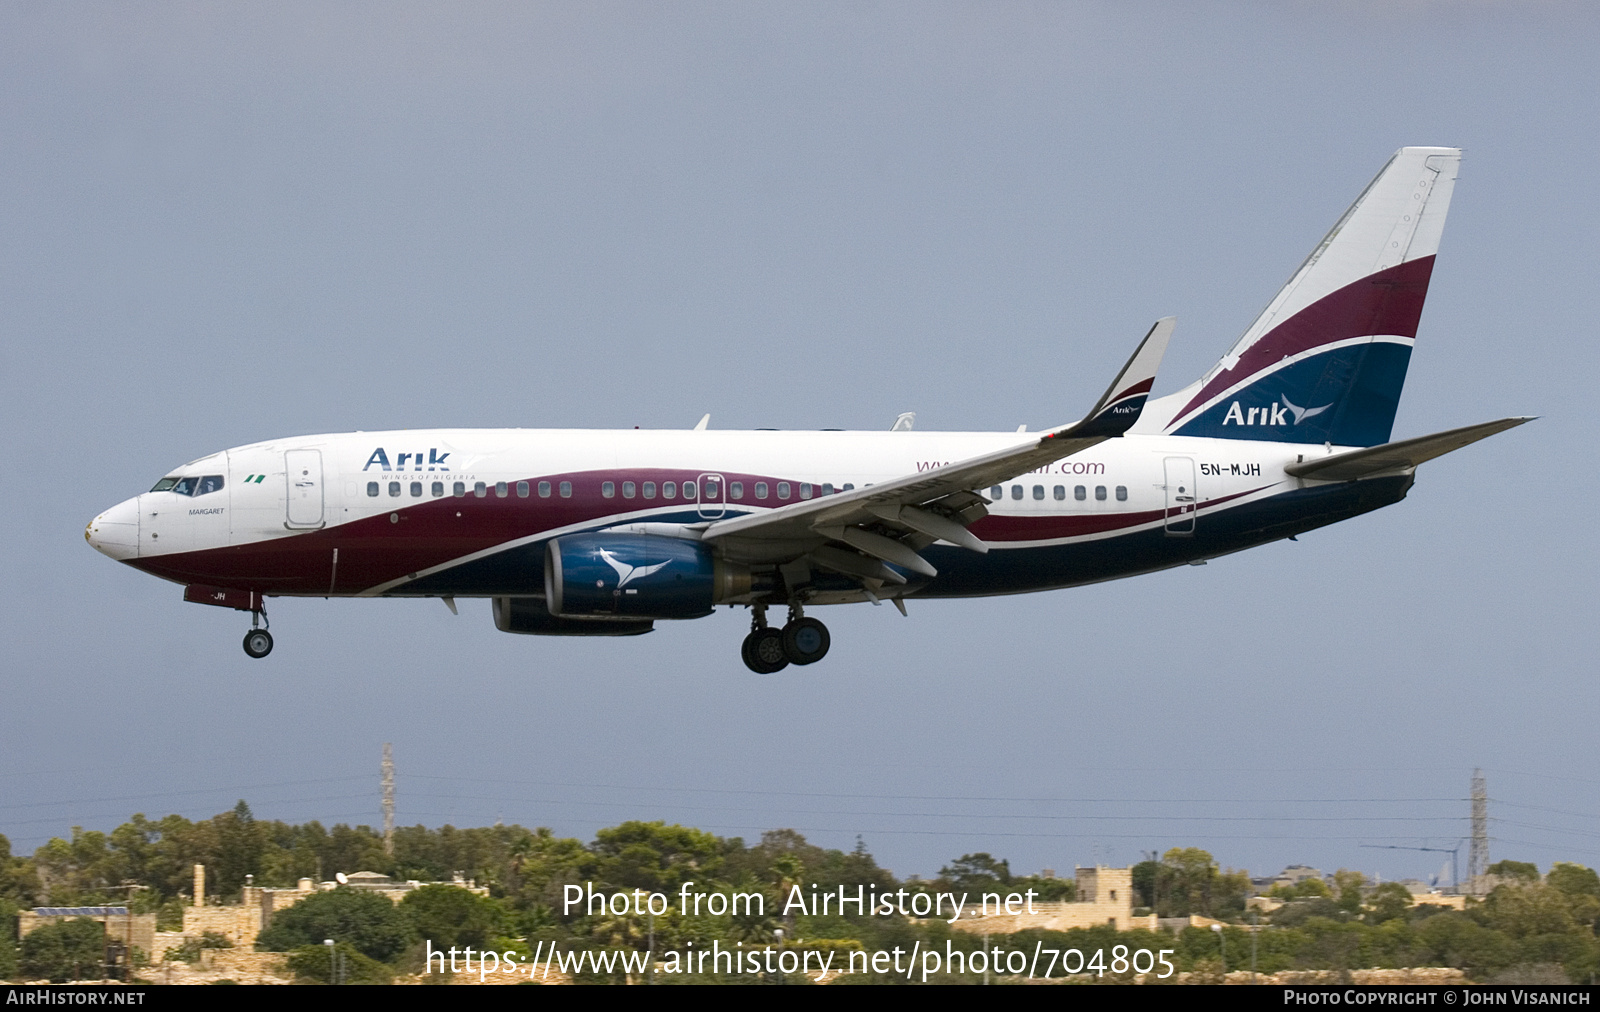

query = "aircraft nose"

[86,496,140,561]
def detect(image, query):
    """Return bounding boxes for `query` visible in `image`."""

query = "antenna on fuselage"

[694,414,710,431]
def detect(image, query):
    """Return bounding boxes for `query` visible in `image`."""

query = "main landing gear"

[740,602,830,673]
[242,607,273,659]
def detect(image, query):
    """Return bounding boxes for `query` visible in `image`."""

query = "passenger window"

[474,482,487,498]
[559,481,572,498]
[453,481,466,497]
[843,483,854,491]
[1095,485,1107,501]
[989,485,1003,500]
[1054,485,1065,500]
[1115,485,1128,501]
[389,482,401,497]
[410,481,423,497]
[172,477,198,497]
[663,481,676,498]
[367,482,379,497]
[777,482,791,500]
[704,479,718,499]
[198,475,224,495]
[538,481,551,498]
[495,481,508,498]
[601,481,615,498]
[517,481,529,498]
[642,481,656,499]
[800,483,812,499]
[755,482,769,499]
[150,477,180,493]
[730,481,743,499]
[1032,485,1044,500]
[1010,485,1023,500]
[684,481,697,499]
[822,483,834,495]
[622,481,636,499]
[431,481,443,497]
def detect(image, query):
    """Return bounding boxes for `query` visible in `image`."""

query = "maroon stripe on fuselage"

[127,467,837,594]
[970,485,1269,542]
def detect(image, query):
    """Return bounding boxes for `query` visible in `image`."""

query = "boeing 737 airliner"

[86,147,1529,672]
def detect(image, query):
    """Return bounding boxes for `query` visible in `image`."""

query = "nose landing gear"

[242,607,272,659]
[242,628,274,658]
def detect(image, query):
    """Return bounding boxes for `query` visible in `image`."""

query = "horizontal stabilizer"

[1285,417,1533,482]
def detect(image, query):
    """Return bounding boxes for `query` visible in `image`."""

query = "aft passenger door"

[285,449,325,528]
[1163,456,1196,536]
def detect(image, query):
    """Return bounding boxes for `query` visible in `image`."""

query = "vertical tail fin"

[1146,147,1461,446]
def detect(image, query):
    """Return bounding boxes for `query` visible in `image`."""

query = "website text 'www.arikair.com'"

[425,940,1177,982]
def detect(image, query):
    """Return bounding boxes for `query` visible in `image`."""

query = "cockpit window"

[160,474,224,497]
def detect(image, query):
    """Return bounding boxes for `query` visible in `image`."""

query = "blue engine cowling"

[546,534,733,619]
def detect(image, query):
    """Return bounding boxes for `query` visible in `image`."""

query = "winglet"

[1047,317,1175,441]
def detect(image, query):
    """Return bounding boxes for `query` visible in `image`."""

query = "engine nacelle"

[546,534,749,619]
[492,596,654,636]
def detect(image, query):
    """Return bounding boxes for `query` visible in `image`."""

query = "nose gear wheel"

[242,629,274,658]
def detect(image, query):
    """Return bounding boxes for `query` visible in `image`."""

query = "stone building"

[949,865,1157,934]
[18,906,156,966]
[148,864,490,962]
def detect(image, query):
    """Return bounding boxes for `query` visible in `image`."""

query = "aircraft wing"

[1285,416,1533,482]
[702,318,1175,574]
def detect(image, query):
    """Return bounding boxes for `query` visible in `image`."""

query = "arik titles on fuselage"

[86,148,1530,672]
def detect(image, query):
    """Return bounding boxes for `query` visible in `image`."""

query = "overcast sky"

[3,2,1596,887]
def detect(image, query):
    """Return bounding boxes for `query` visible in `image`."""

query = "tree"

[1546,864,1600,932]
[1131,860,1159,909]
[1332,869,1367,914]
[590,821,723,894]
[399,885,508,950]
[1488,860,1540,882]
[939,853,1012,890]
[1157,848,1219,917]
[1477,882,1578,939]
[255,887,411,962]
[213,801,264,897]
[1546,864,1599,898]
[286,942,393,984]
[0,899,18,979]
[1365,882,1414,923]
[1270,878,1332,900]
[20,919,105,982]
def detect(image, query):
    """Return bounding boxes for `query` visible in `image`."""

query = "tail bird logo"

[598,549,671,588]
[1281,395,1332,426]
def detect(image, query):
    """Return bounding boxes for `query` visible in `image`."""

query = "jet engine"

[545,534,751,619]
[492,596,654,636]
